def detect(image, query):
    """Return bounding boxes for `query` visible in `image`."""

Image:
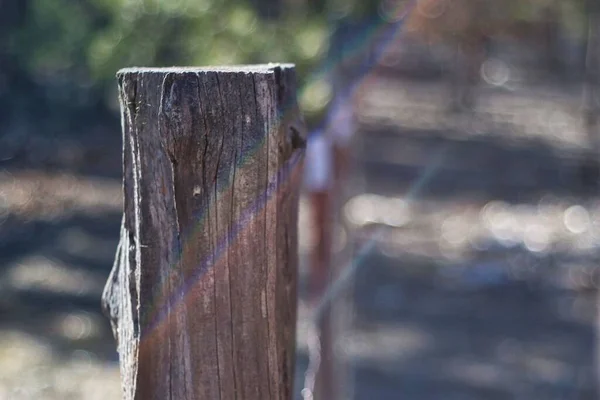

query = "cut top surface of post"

[117,63,295,76]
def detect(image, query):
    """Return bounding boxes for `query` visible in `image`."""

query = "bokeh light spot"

[563,205,590,234]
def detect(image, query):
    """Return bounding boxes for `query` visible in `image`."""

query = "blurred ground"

[296,76,600,399]
[1,72,600,399]
[0,172,122,399]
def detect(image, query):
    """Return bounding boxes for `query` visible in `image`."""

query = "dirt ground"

[1,74,599,399]
[327,77,600,399]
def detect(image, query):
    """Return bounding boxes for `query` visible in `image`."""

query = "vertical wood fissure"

[196,71,223,400]
[232,72,245,398]
[255,73,273,400]
[202,72,229,400]
[216,71,239,400]
[158,72,177,400]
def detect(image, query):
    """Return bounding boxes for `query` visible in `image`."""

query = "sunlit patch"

[524,356,572,384]
[0,181,33,214]
[480,200,508,227]
[300,78,332,114]
[0,171,16,220]
[469,225,490,251]
[535,108,553,131]
[444,358,505,388]
[481,201,519,246]
[228,6,257,36]
[481,58,511,87]
[0,196,8,224]
[563,205,590,234]
[52,352,121,400]
[296,25,327,59]
[56,227,117,262]
[53,312,101,341]
[298,197,313,252]
[380,198,410,227]
[342,324,434,360]
[440,215,469,247]
[5,256,103,297]
[344,194,410,227]
[465,115,490,136]
[300,388,313,399]
[344,194,382,226]
[438,238,467,262]
[537,196,563,221]
[546,110,573,138]
[573,231,598,251]
[0,331,53,376]
[523,223,551,253]
[0,171,121,220]
[589,202,600,228]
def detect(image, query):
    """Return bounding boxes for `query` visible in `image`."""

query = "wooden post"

[102,65,306,400]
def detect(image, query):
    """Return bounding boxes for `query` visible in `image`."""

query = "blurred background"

[2,0,600,398]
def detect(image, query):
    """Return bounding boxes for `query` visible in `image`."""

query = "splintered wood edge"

[117,64,296,76]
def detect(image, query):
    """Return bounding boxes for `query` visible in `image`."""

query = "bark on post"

[102,65,306,400]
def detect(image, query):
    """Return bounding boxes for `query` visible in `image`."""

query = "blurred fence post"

[580,1,600,186]
[584,2,600,133]
[101,65,305,400]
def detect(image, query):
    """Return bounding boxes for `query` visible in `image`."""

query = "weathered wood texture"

[102,65,305,400]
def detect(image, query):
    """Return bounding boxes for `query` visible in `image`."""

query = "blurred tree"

[250,0,282,19]
[0,0,30,126]
[0,0,591,141]
[580,0,600,186]
[402,0,588,110]
[584,0,600,126]
[0,0,340,141]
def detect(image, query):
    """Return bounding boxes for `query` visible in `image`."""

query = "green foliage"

[2,0,338,132]
[1,0,590,135]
